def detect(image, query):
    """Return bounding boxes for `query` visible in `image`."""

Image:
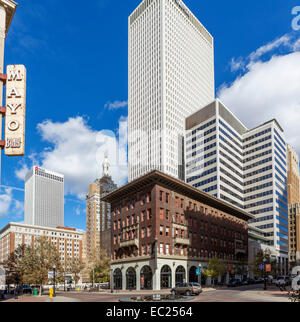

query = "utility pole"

[0,0,17,183]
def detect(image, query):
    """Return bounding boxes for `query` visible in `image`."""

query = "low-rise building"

[103,170,254,291]
[0,222,84,267]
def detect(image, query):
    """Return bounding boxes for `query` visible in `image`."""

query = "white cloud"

[230,57,245,72]
[229,34,297,73]
[249,35,291,62]
[0,189,13,217]
[15,153,39,181]
[26,116,128,200]
[105,100,128,110]
[218,38,300,155]
[15,163,30,181]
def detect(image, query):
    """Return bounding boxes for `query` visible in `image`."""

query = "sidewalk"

[77,287,216,296]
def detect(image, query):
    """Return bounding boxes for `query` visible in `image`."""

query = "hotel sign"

[5,65,26,156]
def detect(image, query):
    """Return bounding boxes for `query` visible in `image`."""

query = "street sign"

[48,271,53,279]
[266,264,271,272]
[259,264,264,271]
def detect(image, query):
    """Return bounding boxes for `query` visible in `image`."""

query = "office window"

[160,191,163,202]
[160,209,164,220]
[160,226,164,236]
[166,210,170,220]
[166,244,170,255]
[166,193,170,204]
[147,226,152,237]
[160,243,164,254]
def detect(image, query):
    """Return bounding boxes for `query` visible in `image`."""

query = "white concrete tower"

[25,166,64,228]
[128,0,215,182]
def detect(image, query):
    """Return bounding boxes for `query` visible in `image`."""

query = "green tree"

[89,251,111,285]
[4,245,28,286]
[66,257,84,287]
[203,257,225,286]
[21,237,62,296]
[251,249,277,278]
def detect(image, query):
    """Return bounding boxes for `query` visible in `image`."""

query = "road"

[2,285,290,302]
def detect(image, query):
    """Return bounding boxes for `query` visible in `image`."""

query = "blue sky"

[0,0,300,231]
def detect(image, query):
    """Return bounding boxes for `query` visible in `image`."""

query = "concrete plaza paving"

[1,285,291,303]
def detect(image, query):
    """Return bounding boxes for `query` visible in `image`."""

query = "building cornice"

[0,0,17,35]
[102,170,255,222]
[0,222,85,235]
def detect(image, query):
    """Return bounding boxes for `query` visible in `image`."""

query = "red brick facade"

[105,171,252,266]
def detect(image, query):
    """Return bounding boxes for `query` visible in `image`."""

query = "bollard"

[77,288,80,293]
[49,288,53,298]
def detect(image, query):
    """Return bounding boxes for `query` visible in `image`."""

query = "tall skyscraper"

[86,157,117,260]
[287,144,300,205]
[185,99,289,274]
[25,166,64,228]
[128,0,215,182]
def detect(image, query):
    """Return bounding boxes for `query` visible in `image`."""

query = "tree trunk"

[39,285,42,297]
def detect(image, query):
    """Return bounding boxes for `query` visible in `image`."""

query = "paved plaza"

[1,285,291,303]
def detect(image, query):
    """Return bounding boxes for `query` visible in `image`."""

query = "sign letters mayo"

[5,65,26,156]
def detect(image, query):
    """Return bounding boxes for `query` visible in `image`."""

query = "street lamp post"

[199,264,202,288]
[110,269,113,294]
[263,258,267,291]
[53,265,56,297]
[92,268,95,289]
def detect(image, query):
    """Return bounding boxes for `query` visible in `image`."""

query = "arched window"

[126,267,136,290]
[140,266,152,290]
[175,266,186,285]
[113,269,122,290]
[161,265,172,289]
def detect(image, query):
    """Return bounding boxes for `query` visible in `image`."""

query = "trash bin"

[33,288,38,296]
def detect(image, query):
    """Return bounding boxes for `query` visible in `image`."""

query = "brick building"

[103,170,254,291]
[0,223,84,268]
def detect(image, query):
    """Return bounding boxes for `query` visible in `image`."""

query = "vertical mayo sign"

[5,65,26,156]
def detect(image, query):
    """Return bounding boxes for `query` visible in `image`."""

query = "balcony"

[173,237,191,247]
[172,219,188,230]
[120,238,139,249]
[235,248,246,255]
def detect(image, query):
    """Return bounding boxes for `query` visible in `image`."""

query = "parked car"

[171,282,202,296]
[275,276,291,287]
[241,278,255,286]
[22,285,32,294]
[255,277,264,284]
[227,279,241,287]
